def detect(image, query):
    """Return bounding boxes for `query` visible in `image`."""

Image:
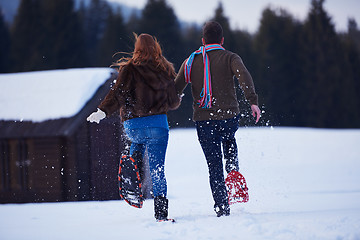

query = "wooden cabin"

[0,68,131,203]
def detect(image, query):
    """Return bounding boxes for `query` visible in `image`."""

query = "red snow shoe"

[118,155,143,208]
[225,170,249,204]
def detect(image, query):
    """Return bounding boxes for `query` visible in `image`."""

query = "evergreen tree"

[254,7,303,126]
[301,0,354,128]
[10,0,44,72]
[40,0,85,69]
[232,30,255,71]
[0,8,11,73]
[346,18,360,52]
[126,10,141,34]
[81,0,111,66]
[341,19,360,127]
[97,8,132,67]
[211,2,235,51]
[181,24,202,52]
[138,0,184,69]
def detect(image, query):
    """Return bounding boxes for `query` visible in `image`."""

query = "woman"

[87,33,180,222]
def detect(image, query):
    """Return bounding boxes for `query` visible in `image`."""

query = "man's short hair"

[203,21,223,44]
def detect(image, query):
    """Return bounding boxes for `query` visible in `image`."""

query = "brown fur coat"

[99,62,180,121]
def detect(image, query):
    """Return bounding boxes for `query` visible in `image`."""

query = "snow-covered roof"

[0,68,114,122]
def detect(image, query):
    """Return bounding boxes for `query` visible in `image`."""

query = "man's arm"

[174,60,188,95]
[231,54,261,123]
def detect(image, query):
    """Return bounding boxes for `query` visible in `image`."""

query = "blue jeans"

[195,115,240,208]
[125,127,169,198]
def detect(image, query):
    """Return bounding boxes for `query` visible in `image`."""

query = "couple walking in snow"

[87,21,261,221]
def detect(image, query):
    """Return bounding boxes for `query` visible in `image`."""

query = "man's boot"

[214,203,230,217]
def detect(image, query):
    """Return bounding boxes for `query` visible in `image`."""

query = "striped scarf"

[184,44,225,108]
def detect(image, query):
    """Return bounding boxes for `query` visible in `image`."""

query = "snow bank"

[1,127,360,240]
[0,68,114,122]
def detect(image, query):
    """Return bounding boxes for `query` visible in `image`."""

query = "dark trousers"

[195,115,239,208]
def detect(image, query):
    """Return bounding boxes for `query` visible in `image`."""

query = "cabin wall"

[0,138,63,202]
[88,116,128,201]
[0,117,128,203]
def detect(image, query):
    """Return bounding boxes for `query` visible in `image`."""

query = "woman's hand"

[87,108,106,124]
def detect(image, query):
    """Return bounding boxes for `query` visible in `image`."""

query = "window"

[0,140,10,191]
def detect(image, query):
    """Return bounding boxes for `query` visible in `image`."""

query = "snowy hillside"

[1,127,360,240]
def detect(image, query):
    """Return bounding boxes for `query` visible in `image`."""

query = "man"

[175,21,261,217]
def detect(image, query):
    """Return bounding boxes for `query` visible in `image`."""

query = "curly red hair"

[113,33,175,77]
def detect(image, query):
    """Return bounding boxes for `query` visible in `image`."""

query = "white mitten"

[87,108,106,124]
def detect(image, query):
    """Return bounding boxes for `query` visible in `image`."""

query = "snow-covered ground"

[1,127,360,240]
